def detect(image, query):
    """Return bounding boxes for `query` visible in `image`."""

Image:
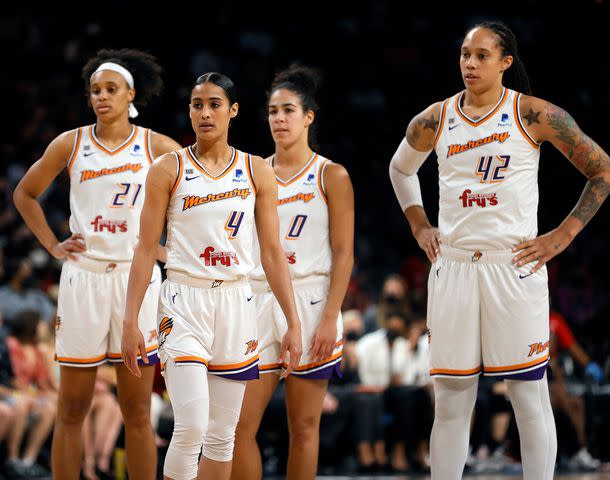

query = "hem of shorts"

[57,357,109,368]
[290,358,343,380]
[484,362,548,380]
[429,369,482,379]
[107,350,160,366]
[208,362,260,381]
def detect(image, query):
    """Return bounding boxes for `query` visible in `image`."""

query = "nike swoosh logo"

[436,267,441,278]
[519,272,534,279]
[149,279,156,285]
[185,175,201,181]
[84,152,95,157]
[448,124,460,131]
[310,299,323,305]
[171,293,178,303]
[247,296,254,302]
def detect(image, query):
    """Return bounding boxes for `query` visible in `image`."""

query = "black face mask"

[382,294,401,306]
[345,331,361,342]
[386,329,401,342]
[20,276,36,289]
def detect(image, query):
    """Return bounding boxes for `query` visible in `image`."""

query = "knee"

[57,393,91,425]
[172,398,208,448]
[119,399,151,429]
[289,414,320,447]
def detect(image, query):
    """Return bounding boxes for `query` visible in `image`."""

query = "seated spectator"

[81,365,123,480]
[1,309,19,452]
[3,309,56,479]
[0,258,55,330]
[362,273,411,334]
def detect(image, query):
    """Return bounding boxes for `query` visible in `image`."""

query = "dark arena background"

[2,2,610,479]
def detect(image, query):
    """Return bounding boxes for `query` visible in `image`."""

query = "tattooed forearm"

[524,108,540,126]
[569,176,610,226]
[545,103,610,178]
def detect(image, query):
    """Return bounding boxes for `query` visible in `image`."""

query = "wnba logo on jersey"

[459,189,498,208]
[158,317,173,346]
[199,246,240,267]
[90,216,128,233]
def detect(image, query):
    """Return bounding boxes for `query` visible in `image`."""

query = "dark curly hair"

[81,48,163,106]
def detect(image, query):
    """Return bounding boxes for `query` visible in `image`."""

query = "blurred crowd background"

[1,3,610,478]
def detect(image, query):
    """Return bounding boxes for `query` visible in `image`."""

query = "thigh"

[115,363,155,417]
[284,375,328,428]
[57,365,98,417]
[237,373,280,432]
[480,262,549,380]
[427,256,481,378]
[56,263,111,367]
[109,263,162,363]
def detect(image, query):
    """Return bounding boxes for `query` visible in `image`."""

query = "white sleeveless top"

[250,152,332,280]
[165,146,257,280]
[67,124,153,262]
[434,88,541,250]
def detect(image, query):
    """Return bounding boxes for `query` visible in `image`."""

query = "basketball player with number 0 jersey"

[232,65,354,480]
[13,49,182,480]
[389,22,610,480]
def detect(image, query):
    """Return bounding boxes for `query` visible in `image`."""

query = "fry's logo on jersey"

[80,163,143,183]
[528,340,549,357]
[199,246,239,267]
[286,251,296,264]
[459,189,498,208]
[91,216,128,233]
[278,192,315,205]
[447,132,510,157]
[158,317,173,346]
[182,188,251,211]
[244,339,258,355]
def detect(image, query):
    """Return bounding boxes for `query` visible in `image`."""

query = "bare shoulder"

[323,160,350,181]
[251,155,274,173]
[406,101,444,150]
[149,130,182,157]
[519,94,580,144]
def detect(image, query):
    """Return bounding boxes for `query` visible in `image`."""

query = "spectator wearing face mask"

[362,274,411,334]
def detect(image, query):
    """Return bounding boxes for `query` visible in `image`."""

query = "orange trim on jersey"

[208,355,259,371]
[513,92,540,149]
[260,363,282,372]
[169,151,183,198]
[276,153,318,186]
[288,350,343,372]
[245,153,257,194]
[144,128,154,164]
[430,366,482,376]
[433,100,449,150]
[317,159,329,205]
[67,127,83,173]
[56,353,108,364]
[186,145,237,180]
[107,344,158,359]
[483,352,549,373]
[455,88,508,127]
[175,355,209,366]
[88,125,139,155]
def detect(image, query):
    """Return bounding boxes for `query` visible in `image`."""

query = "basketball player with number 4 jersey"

[233,65,354,480]
[122,72,301,480]
[389,22,610,480]
[13,49,181,480]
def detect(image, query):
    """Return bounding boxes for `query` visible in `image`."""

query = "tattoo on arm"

[407,112,438,147]
[545,103,610,225]
[524,108,541,126]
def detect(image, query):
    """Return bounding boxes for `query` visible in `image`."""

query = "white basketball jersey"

[434,88,541,250]
[251,153,332,280]
[165,146,256,280]
[67,125,153,262]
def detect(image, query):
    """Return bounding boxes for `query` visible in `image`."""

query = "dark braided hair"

[82,49,163,107]
[268,64,321,147]
[467,21,532,95]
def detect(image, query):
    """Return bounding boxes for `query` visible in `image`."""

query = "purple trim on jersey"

[492,363,547,381]
[209,363,260,381]
[139,350,160,366]
[294,359,342,380]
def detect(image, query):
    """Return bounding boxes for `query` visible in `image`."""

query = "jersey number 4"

[111,183,142,208]
[475,155,510,183]
[225,211,245,239]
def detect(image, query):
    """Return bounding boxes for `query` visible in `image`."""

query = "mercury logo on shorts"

[158,317,173,346]
[528,340,549,357]
[245,339,259,355]
[286,251,296,264]
[199,246,239,267]
[459,189,498,208]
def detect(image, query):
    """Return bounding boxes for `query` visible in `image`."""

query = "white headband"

[91,62,139,118]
